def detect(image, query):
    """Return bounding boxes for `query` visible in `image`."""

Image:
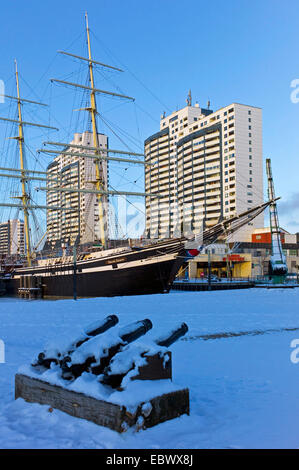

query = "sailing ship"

[0,14,275,299]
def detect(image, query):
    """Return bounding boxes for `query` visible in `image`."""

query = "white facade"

[46,131,108,246]
[145,100,264,242]
[0,219,25,255]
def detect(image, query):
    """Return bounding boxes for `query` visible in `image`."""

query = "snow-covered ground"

[0,288,299,449]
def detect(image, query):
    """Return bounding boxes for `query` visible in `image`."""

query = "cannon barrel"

[77,315,119,347]
[34,315,119,369]
[119,319,152,344]
[62,319,153,379]
[155,322,188,348]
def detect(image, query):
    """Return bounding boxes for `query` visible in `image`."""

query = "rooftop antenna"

[186,89,192,107]
[207,100,210,110]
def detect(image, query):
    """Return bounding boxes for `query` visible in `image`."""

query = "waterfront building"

[144,95,263,241]
[46,131,108,246]
[0,219,25,255]
[182,228,299,279]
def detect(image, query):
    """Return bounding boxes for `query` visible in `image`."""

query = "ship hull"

[5,239,187,299]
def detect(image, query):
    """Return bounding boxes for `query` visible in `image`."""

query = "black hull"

[5,240,187,299]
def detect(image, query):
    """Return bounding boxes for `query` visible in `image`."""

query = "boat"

[0,14,275,299]
[2,197,274,298]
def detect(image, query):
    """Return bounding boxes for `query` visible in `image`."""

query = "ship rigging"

[0,13,279,299]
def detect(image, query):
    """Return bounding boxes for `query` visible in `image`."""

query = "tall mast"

[85,12,106,249]
[15,60,31,266]
[0,66,59,260]
[47,13,159,248]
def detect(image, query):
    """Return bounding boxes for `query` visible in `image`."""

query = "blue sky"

[0,0,299,234]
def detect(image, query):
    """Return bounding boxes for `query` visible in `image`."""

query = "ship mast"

[85,12,106,249]
[0,62,60,264]
[48,13,154,249]
[14,60,31,266]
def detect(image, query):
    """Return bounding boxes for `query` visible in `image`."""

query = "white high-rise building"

[0,219,25,255]
[46,131,108,246]
[144,98,263,241]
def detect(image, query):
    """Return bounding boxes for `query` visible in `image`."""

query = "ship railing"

[174,276,257,284]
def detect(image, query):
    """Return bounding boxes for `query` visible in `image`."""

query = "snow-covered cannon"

[32,314,119,369]
[60,318,153,379]
[101,322,189,389]
[15,317,190,432]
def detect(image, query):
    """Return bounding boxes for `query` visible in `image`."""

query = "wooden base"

[15,373,189,433]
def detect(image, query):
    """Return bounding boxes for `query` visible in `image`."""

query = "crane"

[266,158,288,283]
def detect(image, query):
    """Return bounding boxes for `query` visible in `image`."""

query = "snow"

[1,289,299,448]
[69,328,122,365]
[107,342,150,375]
[65,319,154,367]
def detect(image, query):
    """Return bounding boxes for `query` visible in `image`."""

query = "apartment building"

[144,97,263,241]
[0,219,25,255]
[46,131,108,246]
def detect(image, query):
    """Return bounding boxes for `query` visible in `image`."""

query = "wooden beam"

[58,50,123,72]
[15,373,189,432]
[50,78,135,102]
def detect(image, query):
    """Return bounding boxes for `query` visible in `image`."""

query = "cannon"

[15,316,189,432]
